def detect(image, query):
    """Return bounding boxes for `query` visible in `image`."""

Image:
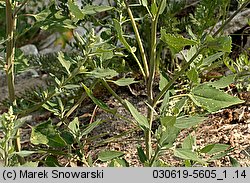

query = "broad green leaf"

[30,120,66,147]
[32,8,51,22]
[201,52,224,67]
[174,148,206,164]
[125,100,149,130]
[186,67,199,83]
[81,120,102,136]
[151,3,158,16]
[206,35,232,52]
[175,116,206,129]
[161,29,198,54]
[82,84,115,113]
[68,0,84,20]
[87,68,118,79]
[159,72,168,91]
[191,84,244,112]
[137,146,147,163]
[229,157,240,167]
[207,74,236,89]
[160,116,176,129]
[57,52,71,74]
[200,144,230,155]
[98,151,125,162]
[159,0,167,14]
[82,5,113,15]
[68,117,79,136]
[110,78,139,86]
[182,134,195,150]
[160,116,180,147]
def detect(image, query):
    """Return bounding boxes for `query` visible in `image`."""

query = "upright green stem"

[5,0,16,106]
[123,0,149,78]
[145,19,157,160]
[5,1,24,164]
[145,0,164,160]
[147,20,157,105]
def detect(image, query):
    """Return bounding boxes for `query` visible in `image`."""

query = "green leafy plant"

[1,0,249,167]
[80,0,248,166]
